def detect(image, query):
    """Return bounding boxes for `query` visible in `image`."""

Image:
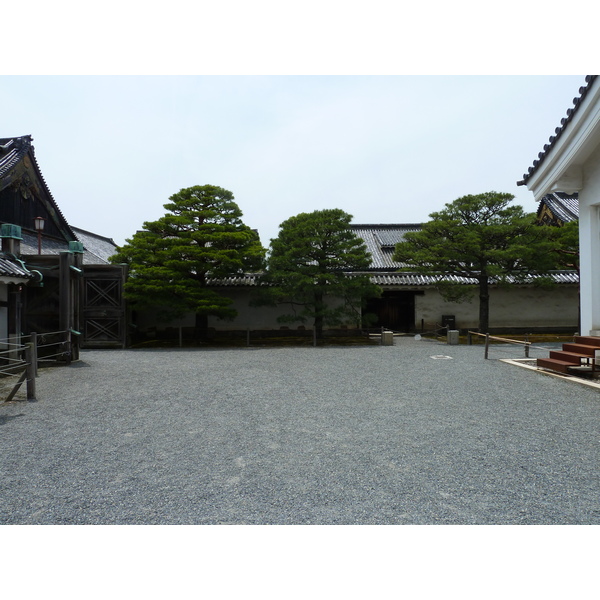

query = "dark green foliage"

[553,219,579,271]
[257,208,380,337]
[111,185,265,328]
[393,191,559,332]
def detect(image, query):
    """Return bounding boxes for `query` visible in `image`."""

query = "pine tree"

[111,185,265,338]
[393,191,558,332]
[258,208,380,338]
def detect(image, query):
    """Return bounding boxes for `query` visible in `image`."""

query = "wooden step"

[575,336,600,347]
[562,343,598,357]
[537,358,577,374]
[549,350,584,364]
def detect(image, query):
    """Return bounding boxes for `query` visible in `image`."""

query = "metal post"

[247,328,250,347]
[25,342,36,401]
[525,334,530,358]
[484,333,490,359]
[313,327,317,347]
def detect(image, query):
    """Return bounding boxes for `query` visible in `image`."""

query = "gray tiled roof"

[72,227,118,264]
[368,271,579,286]
[518,75,598,186]
[351,224,422,270]
[0,138,24,182]
[0,253,37,281]
[538,192,579,223]
[1,135,78,242]
[208,270,579,287]
[19,230,115,265]
[208,223,580,287]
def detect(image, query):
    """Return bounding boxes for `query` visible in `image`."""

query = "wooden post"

[484,333,490,359]
[25,342,36,401]
[59,252,72,337]
[65,330,72,365]
[30,332,38,376]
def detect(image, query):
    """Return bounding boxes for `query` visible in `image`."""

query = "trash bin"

[447,330,459,345]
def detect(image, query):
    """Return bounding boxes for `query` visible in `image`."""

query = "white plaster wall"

[579,144,600,334]
[134,284,578,334]
[134,289,360,332]
[415,285,578,331]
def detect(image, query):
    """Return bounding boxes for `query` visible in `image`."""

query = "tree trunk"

[478,276,490,333]
[195,313,208,342]
[313,290,325,340]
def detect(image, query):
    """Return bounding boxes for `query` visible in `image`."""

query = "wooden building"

[536,191,579,226]
[0,135,127,349]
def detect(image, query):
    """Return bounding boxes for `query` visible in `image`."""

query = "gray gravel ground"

[1,337,599,524]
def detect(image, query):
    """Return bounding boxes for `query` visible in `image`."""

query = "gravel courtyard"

[1,338,599,525]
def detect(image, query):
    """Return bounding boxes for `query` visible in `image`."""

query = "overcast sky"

[2,75,588,248]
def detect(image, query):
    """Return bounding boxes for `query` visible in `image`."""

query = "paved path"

[1,339,599,524]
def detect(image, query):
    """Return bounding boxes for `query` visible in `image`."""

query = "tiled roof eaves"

[207,270,579,287]
[518,75,598,186]
[0,136,29,185]
[537,192,579,223]
[368,271,579,286]
[0,253,36,280]
[0,136,77,241]
[26,138,78,241]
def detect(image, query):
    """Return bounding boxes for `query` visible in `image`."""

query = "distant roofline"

[71,225,117,246]
[351,223,423,228]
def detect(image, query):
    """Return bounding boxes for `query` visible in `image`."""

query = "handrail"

[468,330,531,359]
[468,331,532,347]
[1,330,74,402]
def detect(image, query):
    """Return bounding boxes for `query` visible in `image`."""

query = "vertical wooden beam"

[59,251,71,337]
[25,342,36,401]
[30,332,38,376]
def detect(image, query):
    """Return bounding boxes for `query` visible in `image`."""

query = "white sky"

[2,74,587,248]
[2,2,595,251]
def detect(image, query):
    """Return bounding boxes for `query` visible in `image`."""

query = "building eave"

[519,75,600,200]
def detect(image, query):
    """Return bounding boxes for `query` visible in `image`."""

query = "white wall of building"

[415,285,578,331]
[578,144,600,334]
[134,284,579,334]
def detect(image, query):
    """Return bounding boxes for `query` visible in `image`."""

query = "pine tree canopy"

[111,185,265,322]
[258,208,380,336]
[392,191,560,332]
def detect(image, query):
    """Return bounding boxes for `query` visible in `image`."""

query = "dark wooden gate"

[81,265,127,348]
[364,291,418,333]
